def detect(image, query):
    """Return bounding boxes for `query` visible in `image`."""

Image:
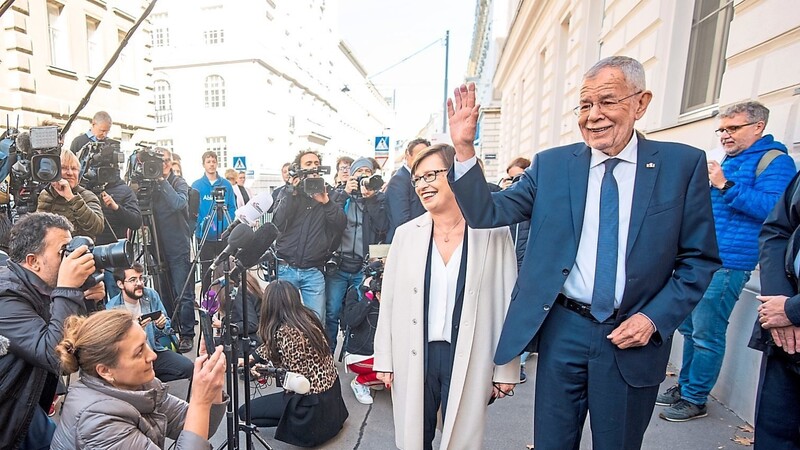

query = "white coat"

[374,212,520,450]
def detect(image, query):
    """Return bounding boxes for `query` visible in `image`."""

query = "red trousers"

[347,357,382,386]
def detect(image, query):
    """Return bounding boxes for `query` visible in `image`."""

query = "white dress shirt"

[428,240,464,343]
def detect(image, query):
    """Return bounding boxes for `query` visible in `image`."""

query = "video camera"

[62,236,134,290]
[288,163,331,196]
[212,186,226,204]
[78,140,124,193]
[128,144,163,183]
[0,124,63,215]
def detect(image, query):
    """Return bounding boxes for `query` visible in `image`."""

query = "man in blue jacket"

[192,151,237,300]
[385,138,428,242]
[657,101,797,421]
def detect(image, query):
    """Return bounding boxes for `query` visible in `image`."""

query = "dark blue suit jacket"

[450,135,721,387]
[385,165,425,243]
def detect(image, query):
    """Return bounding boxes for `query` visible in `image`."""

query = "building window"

[118,30,135,86]
[86,17,102,76]
[47,1,71,69]
[206,136,228,167]
[150,13,169,47]
[203,29,225,45]
[154,80,172,124]
[204,75,226,108]
[681,0,734,113]
[156,139,173,153]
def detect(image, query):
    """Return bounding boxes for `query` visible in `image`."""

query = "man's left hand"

[608,313,655,349]
[769,325,800,354]
[757,295,793,328]
[154,314,167,329]
[101,191,119,210]
[311,190,329,204]
[707,161,727,189]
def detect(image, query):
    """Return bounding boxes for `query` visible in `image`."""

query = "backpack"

[756,150,785,178]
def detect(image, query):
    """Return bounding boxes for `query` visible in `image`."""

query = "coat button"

[412,319,417,325]
[468,290,474,295]
[562,268,570,276]
[411,350,417,356]
[543,304,551,311]
[413,287,418,294]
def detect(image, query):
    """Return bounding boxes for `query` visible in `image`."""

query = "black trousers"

[754,352,800,449]
[153,350,194,382]
[242,391,285,428]
[423,341,452,450]
[198,240,226,295]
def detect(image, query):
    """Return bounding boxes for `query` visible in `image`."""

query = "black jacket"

[96,179,142,245]
[69,133,91,154]
[153,171,192,256]
[273,185,346,269]
[751,172,800,353]
[0,261,86,449]
[340,286,379,356]
[331,190,389,270]
[385,166,425,243]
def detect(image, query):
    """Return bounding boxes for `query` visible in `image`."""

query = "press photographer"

[0,212,103,449]
[272,150,345,321]
[326,157,388,355]
[69,111,112,154]
[243,280,348,447]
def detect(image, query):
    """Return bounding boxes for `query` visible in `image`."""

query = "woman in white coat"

[374,144,519,450]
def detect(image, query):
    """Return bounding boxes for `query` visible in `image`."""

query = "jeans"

[325,269,363,353]
[103,269,120,301]
[277,264,326,322]
[678,268,751,405]
[167,251,196,338]
[20,406,55,450]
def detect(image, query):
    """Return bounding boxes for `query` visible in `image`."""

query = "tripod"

[216,257,272,450]
[130,182,173,308]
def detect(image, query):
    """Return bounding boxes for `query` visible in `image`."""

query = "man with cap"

[326,157,388,354]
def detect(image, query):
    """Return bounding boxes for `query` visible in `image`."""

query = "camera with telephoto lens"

[288,163,331,196]
[365,259,384,292]
[354,174,384,196]
[78,140,124,193]
[62,236,134,290]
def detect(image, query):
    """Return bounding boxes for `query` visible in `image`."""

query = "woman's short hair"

[56,309,137,376]
[224,168,238,181]
[410,143,456,175]
[506,157,531,173]
[61,149,80,168]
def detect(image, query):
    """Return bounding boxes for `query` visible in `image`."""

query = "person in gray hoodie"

[50,309,228,450]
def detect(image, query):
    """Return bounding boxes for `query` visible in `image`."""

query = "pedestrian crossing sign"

[374,136,390,154]
[232,156,247,171]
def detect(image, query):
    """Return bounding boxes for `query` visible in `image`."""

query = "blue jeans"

[325,269,363,353]
[678,268,750,405]
[103,269,120,301]
[166,251,196,338]
[21,406,55,450]
[277,264,326,322]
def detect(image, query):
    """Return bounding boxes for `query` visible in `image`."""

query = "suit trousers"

[423,341,452,450]
[754,352,800,449]
[534,302,659,450]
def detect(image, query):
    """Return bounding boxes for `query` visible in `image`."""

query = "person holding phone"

[107,263,194,382]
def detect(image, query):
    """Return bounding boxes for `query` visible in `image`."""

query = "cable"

[367,37,443,80]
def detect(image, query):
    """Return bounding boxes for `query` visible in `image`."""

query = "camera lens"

[92,239,134,270]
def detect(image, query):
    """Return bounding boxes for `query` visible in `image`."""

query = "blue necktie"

[592,158,620,322]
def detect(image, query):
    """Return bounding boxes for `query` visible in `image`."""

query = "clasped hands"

[757,295,800,354]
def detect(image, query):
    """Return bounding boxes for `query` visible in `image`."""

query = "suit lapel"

[626,135,659,258]
[568,145,591,242]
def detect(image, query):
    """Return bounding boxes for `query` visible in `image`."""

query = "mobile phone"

[198,309,216,356]
[138,310,163,324]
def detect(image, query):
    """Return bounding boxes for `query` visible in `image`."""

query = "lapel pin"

[646,162,655,168]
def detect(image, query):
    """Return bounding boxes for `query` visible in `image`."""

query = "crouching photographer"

[242,280,348,448]
[50,309,228,450]
[0,212,103,450]
[340,250,388,405]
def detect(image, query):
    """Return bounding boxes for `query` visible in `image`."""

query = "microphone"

[221,190,275,240]
[236,222,279,268]
[0,334,9,357]
[208,225,254,273]
[15,131,31,155]
[252,365,311,395]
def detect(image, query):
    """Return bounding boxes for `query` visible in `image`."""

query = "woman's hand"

[376,371,393,389]
[491,383,516,399]
[192,345,226,405]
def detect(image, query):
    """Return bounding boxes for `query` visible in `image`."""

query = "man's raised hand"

[447,83,479,162]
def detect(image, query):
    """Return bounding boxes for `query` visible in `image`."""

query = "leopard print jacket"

[255,325,337,394]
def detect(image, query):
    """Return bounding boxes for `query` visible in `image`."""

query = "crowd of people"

[0,54,798,450]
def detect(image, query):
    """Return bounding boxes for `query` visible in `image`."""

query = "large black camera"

[365,259,384,292]
[212,186,227,204]
[128,145,164,183]
[356,174,384,194]
[62,236,134,290]
[78,140,124,192]
[0,125,62,215]
[288,163,331,196]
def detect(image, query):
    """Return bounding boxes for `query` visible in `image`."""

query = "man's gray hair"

[92,111,112,124]
[720,101,770,126]
[584,56,646,92]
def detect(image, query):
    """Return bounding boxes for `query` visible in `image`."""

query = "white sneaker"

[351,378,373,405]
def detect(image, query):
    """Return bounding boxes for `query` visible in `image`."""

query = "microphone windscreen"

[237,222,279,268]
[227,223,255,249]
[15,132,31,154]
[283,371,311,395]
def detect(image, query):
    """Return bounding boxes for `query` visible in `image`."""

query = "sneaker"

[178,337,194,354]
[350,378,373,405]
[369,383,384,391]
[519,366,528,384]
[659,399,708,422]
[655,384,682,406]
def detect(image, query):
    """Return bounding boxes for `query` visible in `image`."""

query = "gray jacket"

[51,373,226,450]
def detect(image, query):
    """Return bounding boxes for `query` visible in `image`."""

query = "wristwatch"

[720,180,735,192]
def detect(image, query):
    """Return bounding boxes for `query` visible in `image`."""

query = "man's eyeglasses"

[411,169,449,187]
[338,166,350,172]
[123,276,149,285]
[714,122,758,137]
[572,91,643,116]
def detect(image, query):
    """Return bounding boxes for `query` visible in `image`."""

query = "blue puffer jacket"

[713,134,796,270]
[191,174,237,241]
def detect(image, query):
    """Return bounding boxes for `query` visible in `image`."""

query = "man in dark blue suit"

[385,138,429,242]
[447,56,721,449]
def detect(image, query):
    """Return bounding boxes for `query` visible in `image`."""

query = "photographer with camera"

[152,148,198,354]
[38,149,105,241]
[273,150,346,321]
[340,250,388,405]
[106,263,194,382]
[69,111,111,154]
[326,157,388,354]
[0,212,104,449]
[192,151,237,301]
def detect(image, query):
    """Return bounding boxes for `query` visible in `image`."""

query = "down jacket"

[51,374,227,450]
[37,185,105,240]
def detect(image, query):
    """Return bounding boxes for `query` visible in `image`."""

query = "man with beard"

[107,263,193,382]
